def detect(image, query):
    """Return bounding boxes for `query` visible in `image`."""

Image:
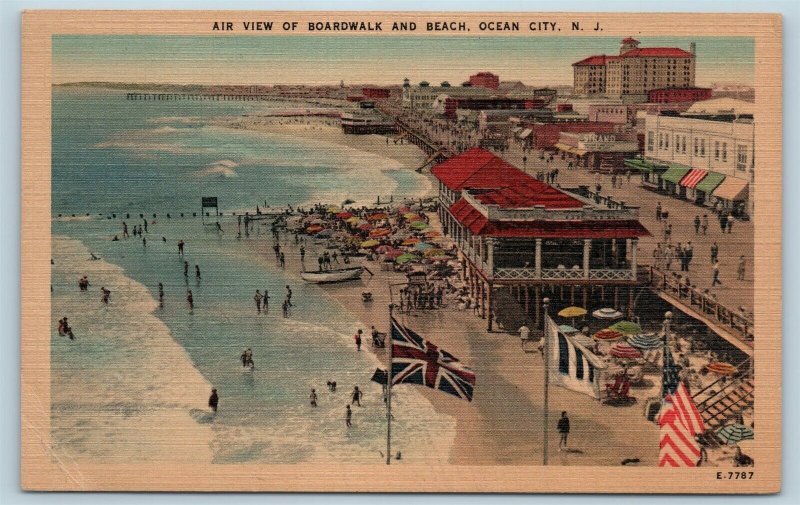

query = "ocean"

[51,88,453,465]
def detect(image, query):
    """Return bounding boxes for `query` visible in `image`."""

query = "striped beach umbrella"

[627,333,663,350]
[609,342,643,359]
[716,424,754,445]
[706,362,738,375]
[593,329,624,342]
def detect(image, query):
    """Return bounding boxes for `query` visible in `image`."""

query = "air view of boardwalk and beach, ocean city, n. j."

[50,35,756,470]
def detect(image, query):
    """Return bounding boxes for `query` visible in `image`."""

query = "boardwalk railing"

[643,265,754,345]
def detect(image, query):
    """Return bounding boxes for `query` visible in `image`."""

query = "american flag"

[390,318,476,401]
[659,341,705,467]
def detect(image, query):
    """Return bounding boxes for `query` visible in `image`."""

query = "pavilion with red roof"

[430,148,650,330]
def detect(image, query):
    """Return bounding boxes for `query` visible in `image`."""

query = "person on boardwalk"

[178,239,185,255]
[676,243,685,272]
[351,386,363,407]
[719,213,728,233]
[254,290,263,313]
[354,329,363,351]
[685,242,694,271]
[738,256,747,281]
[158,282,164,307]
[309,389,318,408]
[656,202,663,222]
[557,411,570,450]
[187,289,194,311]
[726,218,734,234]
[712,261,722,287]
[208,388,219,413]
[711,242,719,264]
[285,285,293,307]
[702,214,709,235]
[345,405,352,427]
[694,215,701,234]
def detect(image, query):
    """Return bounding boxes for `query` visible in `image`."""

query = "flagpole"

[542,297,550,466]
[386,304,394,465]
[661,311,672,399]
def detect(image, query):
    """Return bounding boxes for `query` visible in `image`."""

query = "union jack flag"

[390,318,476,401]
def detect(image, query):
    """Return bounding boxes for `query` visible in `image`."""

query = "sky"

[52,35,755,87]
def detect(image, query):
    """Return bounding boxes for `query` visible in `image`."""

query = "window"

[694,138,699,155]
[647,131,654,152]
[714,141,720,160]
[700,139,706,156]
[737,145,748,171]
[658,133,663,149]
[722,142,728,162]
[675,136,681,153]
[682,136,687,153]
[665,134,670,149]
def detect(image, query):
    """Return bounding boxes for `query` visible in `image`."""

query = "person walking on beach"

[122,221,129,238]
[345,405,352,428]
[309,389,318,408]
[143,219,148,234]
[241,348,254,369]
[183,261,189,278]
[58,317,75,340]
[195,265,201,281]
[254,290,263,313]
[158,282,164,307]
[738,256,747,281]
[178,239,185,255]
[354,329,362,351]
[187,289,194,311]
[719,213,728,233]
[557,411,570,450]
[300,245,306,263]
[279,252,285,269]
[263,290,270,311]
[101,287,111,304]
[285,285,293,307]
[712,261,722,287]
[282,300,289,318]
[352,386,363,407]
[208,388,219,413]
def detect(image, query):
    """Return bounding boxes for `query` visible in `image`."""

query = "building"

[362,87,391,99]
[553,132,640,172]
[402,82,494,108]
[340,103,397,134]
[648,87,712,103]
[528,122,620,150]
[573,38,696,100]
[431,148,650,330]
[630,98,754,216]
[468,72,500,89]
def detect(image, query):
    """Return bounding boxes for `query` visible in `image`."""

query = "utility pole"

[542,297,550,466]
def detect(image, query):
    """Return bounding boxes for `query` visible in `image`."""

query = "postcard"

[20,10,781,493]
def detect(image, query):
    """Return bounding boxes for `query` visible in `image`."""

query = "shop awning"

[694,171,726,194]
[518,128,532,139]
[624,158,672,173]
[680,169,708,189]
[661,166,691,184]
[712,177,749,201]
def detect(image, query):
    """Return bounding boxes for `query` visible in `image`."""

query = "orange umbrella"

[370,228,391,238]
[402,237,421,246]
[706,362,737,375]
[367,213,388,221]
[306,225,324,234]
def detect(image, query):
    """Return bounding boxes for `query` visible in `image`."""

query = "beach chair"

[605,375,624,397]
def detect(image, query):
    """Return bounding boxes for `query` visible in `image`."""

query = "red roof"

[573,55,618,66]
[473,180,585,209]
[621,48,692,58]
[449,199,650,239]
[430,148,531,191]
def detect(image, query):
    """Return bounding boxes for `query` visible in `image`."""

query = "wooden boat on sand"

[300,266,370,284]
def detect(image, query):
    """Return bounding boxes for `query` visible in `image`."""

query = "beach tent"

[546,316,607,399]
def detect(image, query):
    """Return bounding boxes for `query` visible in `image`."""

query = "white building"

[638,98,755,216]
[401,83,493,109]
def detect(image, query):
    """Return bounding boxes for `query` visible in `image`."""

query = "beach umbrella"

[716,424,754,445]
[327,206,340,213]
[414,242,435,251]
[706,362,738,376]
[370,228,392,238]
[360,239,380,248]
[345,216,360,225]
[609,320,643,335]
[395,253,418,264]
[335,211,353,219]
[310,218,324,225]
[316,229,333,238]
[558,306,587,326]
[593,329,624,342]
[593,308,624,320]
[358,223,373,231]
[306,225,324,234]
[404,212,422,220]
[384,249,405,259]
[425,230,442,238]
[367,213,388,221]
[423,248,446,257]
[558,324,579,334]
[398,206,411,214]
[609,342,643,359]
[411,221,429,230]
[627,333,663,350]
[402,237,420,246]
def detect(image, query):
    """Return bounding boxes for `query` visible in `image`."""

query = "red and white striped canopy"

[680,169,708,189]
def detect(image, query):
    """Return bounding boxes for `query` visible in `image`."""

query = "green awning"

[661,166,691,184]
[694,171,726,194]
[624,158,671,173]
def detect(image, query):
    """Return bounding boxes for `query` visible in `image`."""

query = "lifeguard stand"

[201,197,219,224]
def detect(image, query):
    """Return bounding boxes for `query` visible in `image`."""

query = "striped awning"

[680,169,708,189]
[661,166,691,184]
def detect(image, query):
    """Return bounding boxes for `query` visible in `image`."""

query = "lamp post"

[542,297,550,466]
